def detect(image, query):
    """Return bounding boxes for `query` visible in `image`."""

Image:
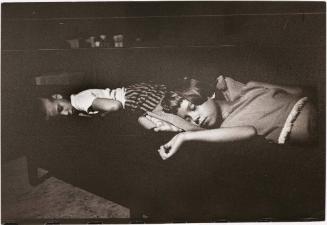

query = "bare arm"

[183,126,257,143]
[158,126,257,160]
[138,115,182,132]
[138,116,156,130]
[91,98,123,112]
[247,81,303,96]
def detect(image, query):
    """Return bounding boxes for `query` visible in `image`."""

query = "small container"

[99,34,109,47]
[94,41,101,47]
[113,34,124,47]
[100,34,107,41]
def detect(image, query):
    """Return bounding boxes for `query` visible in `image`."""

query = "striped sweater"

[124,82,168,114]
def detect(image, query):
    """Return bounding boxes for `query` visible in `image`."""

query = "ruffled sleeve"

[215,75,245,102]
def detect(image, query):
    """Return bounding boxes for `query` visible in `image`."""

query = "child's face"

[40,96,74,119]
[176,98,220,128]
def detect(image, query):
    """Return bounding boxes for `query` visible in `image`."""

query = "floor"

[1,156,129,221]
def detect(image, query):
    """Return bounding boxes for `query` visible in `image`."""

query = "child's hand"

[157,133,185,160]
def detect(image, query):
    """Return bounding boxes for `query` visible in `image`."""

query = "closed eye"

[185,116,199,126]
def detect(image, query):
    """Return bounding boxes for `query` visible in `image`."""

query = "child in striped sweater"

[38,82,168,120]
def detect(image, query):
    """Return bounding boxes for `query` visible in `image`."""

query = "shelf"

[2,10,324,52]
[2,43,325,53]
[1,45,241,52]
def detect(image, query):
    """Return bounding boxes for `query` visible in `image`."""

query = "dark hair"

[161,77,215,113]
[161,91,184,114]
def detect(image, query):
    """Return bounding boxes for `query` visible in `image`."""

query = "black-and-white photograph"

[1,1,326,223]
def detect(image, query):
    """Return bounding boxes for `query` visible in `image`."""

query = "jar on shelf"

[99,34,111,48]
[113,34,124,47]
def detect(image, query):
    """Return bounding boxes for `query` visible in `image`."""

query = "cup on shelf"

[95,41,101,47]
[99,34,111,47]
[113,34,124,47]
[100,34,107,41]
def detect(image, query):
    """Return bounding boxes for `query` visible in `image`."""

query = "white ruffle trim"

[278,97,308,144]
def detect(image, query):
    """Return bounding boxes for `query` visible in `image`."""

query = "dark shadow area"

[21,114,325,222]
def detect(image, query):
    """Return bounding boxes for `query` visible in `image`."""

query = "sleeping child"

[38,82,168,120]
[143,76,317,160]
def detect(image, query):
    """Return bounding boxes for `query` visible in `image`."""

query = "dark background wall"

[1,2,326,161]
